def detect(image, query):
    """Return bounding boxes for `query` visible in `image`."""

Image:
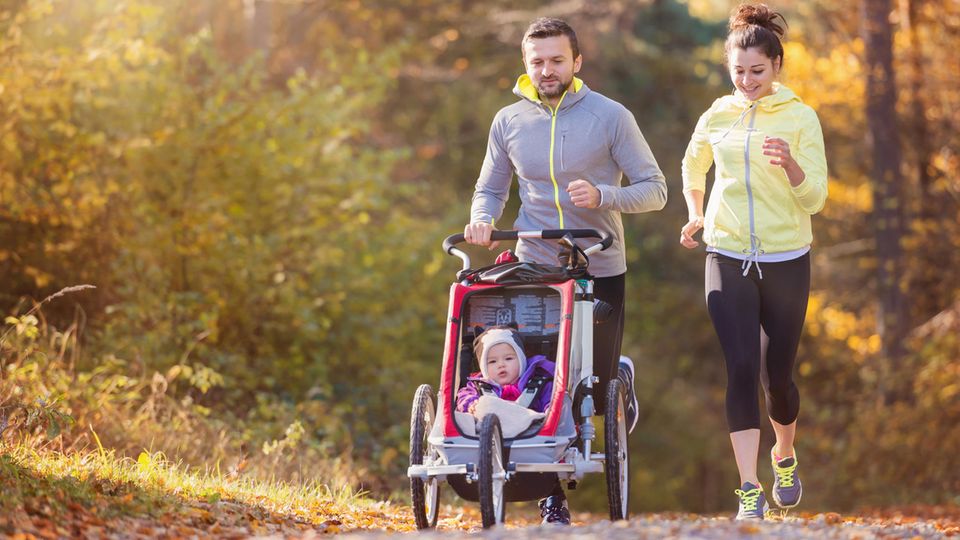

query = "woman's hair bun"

[729,3,787,38]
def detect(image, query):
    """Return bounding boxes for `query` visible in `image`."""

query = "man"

[464,17,667,524]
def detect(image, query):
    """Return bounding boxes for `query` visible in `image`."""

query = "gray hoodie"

[470,75,667,278]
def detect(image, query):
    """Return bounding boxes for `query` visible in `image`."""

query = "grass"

[0,439,406,537]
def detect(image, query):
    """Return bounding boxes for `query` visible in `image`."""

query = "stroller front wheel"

[478,413,506,528]
[410,384,440,529]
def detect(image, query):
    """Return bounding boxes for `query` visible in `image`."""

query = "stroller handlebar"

[442,229,613,272]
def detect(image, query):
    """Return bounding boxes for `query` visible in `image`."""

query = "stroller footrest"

[512,463,575,473]
[408,464,469,479]
[513,459,604,478]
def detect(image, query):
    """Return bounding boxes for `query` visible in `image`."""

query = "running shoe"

[617,355,639,434]
[538,495,571,525]
[771,448,802,508]
[735,482,769,520]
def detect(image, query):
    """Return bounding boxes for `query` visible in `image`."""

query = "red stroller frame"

[408,229,630,529]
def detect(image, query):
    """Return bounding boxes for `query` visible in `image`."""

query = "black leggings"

[593,273,625,415]
[705,252,809,432]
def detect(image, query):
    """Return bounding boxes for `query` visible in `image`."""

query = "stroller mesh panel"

[464,289,562,336]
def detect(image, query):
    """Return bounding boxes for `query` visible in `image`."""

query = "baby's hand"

[468,401,478,415]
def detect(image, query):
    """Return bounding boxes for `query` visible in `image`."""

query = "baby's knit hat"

[473,326,527,381]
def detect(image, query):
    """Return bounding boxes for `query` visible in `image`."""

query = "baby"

[456,326,555,415]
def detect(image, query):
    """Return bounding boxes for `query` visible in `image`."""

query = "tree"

[861,0,907,375]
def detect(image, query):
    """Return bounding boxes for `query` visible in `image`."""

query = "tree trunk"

[249,0,272,55]
[861,0,907,385]
[900,0,947,324]
[903,0,932,214]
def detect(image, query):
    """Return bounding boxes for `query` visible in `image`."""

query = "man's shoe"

[771,448,802,508]
[538,495,571,525]
[734,482,768,520]
[617,355,639,434]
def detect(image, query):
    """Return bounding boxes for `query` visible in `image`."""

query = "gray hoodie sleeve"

[470,113,514,225]
[596,106,668,213]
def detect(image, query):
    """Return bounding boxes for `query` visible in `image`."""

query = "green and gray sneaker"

[734,482,769,520]
[771,448,802,508]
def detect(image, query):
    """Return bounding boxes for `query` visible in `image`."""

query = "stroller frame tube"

[572,279,598,460]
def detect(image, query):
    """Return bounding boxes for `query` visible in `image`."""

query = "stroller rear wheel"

[605,378,630,520]
[478,413,506,528]
[410,384,439,529]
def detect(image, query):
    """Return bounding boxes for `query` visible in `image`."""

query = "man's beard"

[537,75,573,99]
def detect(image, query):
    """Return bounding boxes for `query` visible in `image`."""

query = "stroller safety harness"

[475,374,552,410]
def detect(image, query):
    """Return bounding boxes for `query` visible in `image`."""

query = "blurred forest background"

[1,0,958,513]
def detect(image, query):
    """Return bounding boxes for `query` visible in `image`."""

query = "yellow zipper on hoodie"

[548,93,568,229]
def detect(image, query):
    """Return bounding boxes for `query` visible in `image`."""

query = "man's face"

[522,35,582,100]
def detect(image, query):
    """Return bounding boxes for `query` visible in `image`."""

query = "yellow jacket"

[682,84,828,256]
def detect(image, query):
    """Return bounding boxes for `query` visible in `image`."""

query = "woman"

[679,3,828,520]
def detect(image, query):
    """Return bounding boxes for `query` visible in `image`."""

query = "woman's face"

[485,343,522,386]
[729,47,780,101]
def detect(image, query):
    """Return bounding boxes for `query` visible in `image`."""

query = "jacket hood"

[727,82,800,111]
[513,74,588,110]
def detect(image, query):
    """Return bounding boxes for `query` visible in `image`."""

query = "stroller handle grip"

[443,229,613,256]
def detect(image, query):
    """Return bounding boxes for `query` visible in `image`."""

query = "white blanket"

[455,395,546,439]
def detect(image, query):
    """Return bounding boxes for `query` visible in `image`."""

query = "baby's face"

[485,343,521,386]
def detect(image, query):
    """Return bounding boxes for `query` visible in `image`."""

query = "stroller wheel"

[478,413,506,528]
[604,378,630,520]
[410,384,440,529]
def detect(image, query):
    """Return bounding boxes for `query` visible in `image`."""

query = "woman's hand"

[680,216,704,249]
[763,137,805,187]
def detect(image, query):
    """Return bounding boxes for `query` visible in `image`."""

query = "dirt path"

[343,510,957,540]
[4,498,958,539]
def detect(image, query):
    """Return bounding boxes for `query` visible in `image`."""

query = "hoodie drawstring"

[710,103,755,147]
[741,234,765,278]
[741,105,764,279]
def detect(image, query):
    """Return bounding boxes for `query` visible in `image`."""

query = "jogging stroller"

[407,228,630,528]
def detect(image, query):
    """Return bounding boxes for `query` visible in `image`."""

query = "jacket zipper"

[548,93,568,228]
[742,104,763,278]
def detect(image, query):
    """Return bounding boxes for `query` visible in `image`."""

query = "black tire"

[410,384,440,530]
[605,378,629,520]
[477,413,506,528]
